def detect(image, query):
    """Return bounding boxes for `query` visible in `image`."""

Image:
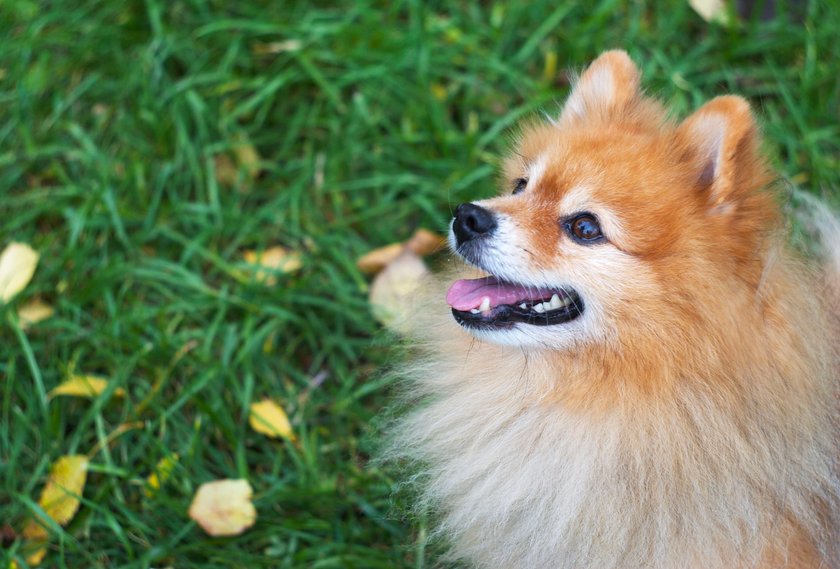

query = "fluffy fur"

[386,51,840,568]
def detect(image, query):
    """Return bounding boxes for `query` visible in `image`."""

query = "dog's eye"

[512,178,528,195]
[566,214,604,243]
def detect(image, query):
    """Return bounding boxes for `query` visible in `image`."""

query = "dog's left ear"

[559,50,642,124]
[677,95,762,210]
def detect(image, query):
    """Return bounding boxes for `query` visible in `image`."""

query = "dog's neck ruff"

[390,314,840,569]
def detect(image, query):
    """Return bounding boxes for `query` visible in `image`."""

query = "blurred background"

[1,1,839,567]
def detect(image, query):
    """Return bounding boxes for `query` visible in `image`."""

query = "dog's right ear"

[559,50,642,124]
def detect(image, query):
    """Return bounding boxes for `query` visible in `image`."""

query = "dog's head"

[447,50,777,349]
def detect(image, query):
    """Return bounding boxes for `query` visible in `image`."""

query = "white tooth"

[534,303,545,313]
[541,301,552,311]
[479,297,491,312]
[549,294,562,309]
[519,303,527,309]
[470,308,480,314]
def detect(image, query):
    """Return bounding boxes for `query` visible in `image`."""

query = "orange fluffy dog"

[389,51,840,568]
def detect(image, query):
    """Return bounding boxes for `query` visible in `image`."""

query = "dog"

[388,50,840,568]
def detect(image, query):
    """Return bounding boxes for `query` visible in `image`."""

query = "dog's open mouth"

[446,276,584,329]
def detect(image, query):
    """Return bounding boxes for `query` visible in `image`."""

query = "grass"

[1,0,840,567]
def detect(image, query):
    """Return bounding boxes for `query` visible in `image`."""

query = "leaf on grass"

[405,228,446,256]
[49,375,125,399]
[357,229,446,274]
[430,83,447,101]
[214,137,260,189]
[145,453,179,497]
[213,154,238,187]
[369,250,429,334]
[543,50,558,83]
[17,298,54,329]
[188,479,257,537]
[252,39,302,55]
[249,399,294,441]
[790,172,809,185]
[688,0,732,25]
[22,544,47,567]
[243,246,302,285]
[7,546,45,567]
[356,243,404,274]
[234,140,261,181]
[0,243,39,303]
[23,455,89,542]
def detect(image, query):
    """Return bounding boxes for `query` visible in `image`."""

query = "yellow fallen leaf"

[145,453,179,497]
[430,83,447,101]
[22,544,47,567]
[688,0,732,25]
[49,375,123,399]
[249,399,294,441]
[17,298,54,329]
[252,39,302,55]
[188,479,257,537]
[790,172,809,185]
[262,331,276,354]
[543,50,558,83]
[369,250,428,334]
[23,455,89,541]
[243,246,302,285]
[49,375,125,399]
[0,242,39,303]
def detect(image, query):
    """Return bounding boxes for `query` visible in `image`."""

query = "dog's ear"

[559,50,641,124]
[677,96,763,210]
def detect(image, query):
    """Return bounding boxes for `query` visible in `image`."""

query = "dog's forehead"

[516,125,674,204]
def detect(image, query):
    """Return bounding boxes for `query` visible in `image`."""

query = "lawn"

[2,1,840,567]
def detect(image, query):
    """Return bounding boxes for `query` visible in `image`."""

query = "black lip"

[451,290,584,330]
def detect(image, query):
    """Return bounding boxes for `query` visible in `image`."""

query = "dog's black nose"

[453,203,497,245]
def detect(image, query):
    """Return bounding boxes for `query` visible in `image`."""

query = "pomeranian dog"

[389,51,840,568]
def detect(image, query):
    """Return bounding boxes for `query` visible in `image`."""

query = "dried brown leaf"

[357,229,446,275]
[405,229,446,256]
[356,243,405,274]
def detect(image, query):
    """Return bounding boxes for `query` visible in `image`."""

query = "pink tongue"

[446,276,555,311]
